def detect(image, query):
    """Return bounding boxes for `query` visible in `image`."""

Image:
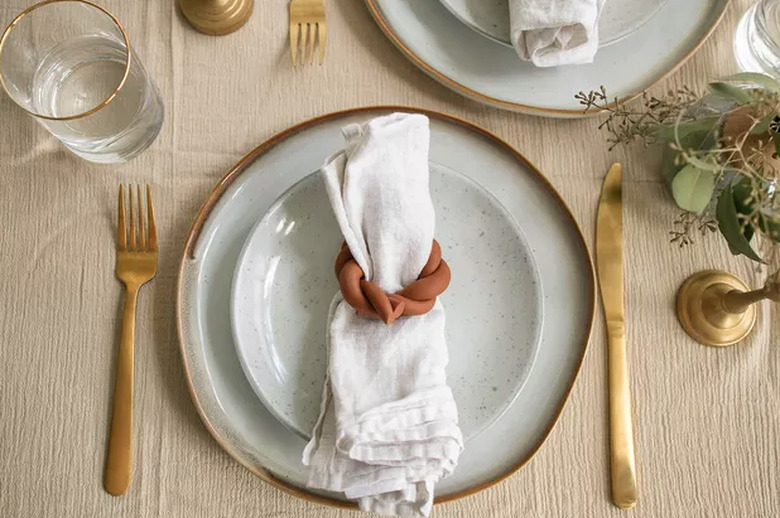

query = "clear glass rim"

[0,0,132,121]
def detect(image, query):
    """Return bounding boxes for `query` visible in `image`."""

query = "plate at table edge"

[176,106,596,508]
[363,0,729,117]
[229,162,544,442]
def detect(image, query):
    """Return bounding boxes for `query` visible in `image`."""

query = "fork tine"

[128,185,136,251]
[305,23,313,65]
[317,22,326,65]
[289,22,300,66]
[147,185,157,251]
[309,23,317,65]
[137,184,145,251]
[117,185,126,251]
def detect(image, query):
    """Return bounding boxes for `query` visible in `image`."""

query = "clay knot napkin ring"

[335,240,451,324]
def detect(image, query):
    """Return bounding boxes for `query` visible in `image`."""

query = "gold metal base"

[676,270,756,347]
[178,0,253,36]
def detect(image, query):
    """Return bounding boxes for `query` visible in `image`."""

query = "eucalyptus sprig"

[669,211,718,247]
[574,86,701,149]
[578,72,780,263]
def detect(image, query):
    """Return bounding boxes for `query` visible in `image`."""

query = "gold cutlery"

[596,163,638,509]
[289,0,326,66]
[104,185,158,496]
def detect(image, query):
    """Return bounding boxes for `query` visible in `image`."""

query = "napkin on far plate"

[510,0,605,67]
[302,113,463,517]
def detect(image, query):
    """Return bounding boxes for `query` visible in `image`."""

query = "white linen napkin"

[510,0,605,67]
[302,113,463,517]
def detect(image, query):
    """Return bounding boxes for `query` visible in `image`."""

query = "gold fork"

[104,185,157,496]
[289,0,326,66]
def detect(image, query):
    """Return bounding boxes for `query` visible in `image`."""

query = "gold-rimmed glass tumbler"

[0,0,163,163]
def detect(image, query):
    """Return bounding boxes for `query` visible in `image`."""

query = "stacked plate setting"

[177,108,595,505]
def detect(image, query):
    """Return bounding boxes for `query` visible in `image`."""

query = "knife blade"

[596,163,638,509]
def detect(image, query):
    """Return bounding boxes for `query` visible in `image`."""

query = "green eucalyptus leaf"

[718,72,780,93]
[744,223,755,243]
[716,185,765,263]
[726,227,757,256]
[732,177,754,214]
[708,82,754,103]
[680,129,716,150]
[671,164,716,213]
[750,112,775,134]
[651,116,720,143]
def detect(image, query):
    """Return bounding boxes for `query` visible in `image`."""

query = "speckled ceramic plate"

[364,0,728,116]
[439,0,669,48]
[176,107,595,507]
[231,163,542,442]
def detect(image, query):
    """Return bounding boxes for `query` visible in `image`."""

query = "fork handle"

[104,285,138,496]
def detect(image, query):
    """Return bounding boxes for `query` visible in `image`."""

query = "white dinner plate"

[177,107,595,507]
[439,0,669,49]
[364,0,728,116]
[231,163,542,442]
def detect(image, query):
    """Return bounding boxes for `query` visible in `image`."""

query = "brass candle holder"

[676,268,780,347]
[178,0,253,36]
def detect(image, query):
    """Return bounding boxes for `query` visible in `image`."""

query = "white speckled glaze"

[364,0,728,116]
[176,108,594,504]
[439,0,670,48]
[231,164,542,442]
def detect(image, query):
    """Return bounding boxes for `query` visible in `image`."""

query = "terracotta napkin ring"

[335,240,451,325]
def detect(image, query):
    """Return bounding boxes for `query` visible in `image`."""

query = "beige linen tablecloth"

[0,1,777,516]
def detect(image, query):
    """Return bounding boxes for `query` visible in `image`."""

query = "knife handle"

[607,323,637,509]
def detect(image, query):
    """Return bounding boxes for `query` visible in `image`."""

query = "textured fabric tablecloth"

[0,1,777,516]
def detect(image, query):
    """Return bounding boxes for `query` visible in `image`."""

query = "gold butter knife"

[596,163,638,509]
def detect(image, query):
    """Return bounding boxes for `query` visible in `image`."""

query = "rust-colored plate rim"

[176,106,596,508]
[362,0,730,116]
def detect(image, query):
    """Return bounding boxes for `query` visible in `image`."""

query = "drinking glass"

[0,0,164,163]
[734,0,780,80]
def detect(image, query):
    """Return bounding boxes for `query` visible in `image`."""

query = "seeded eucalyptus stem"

[578,73,780,262]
